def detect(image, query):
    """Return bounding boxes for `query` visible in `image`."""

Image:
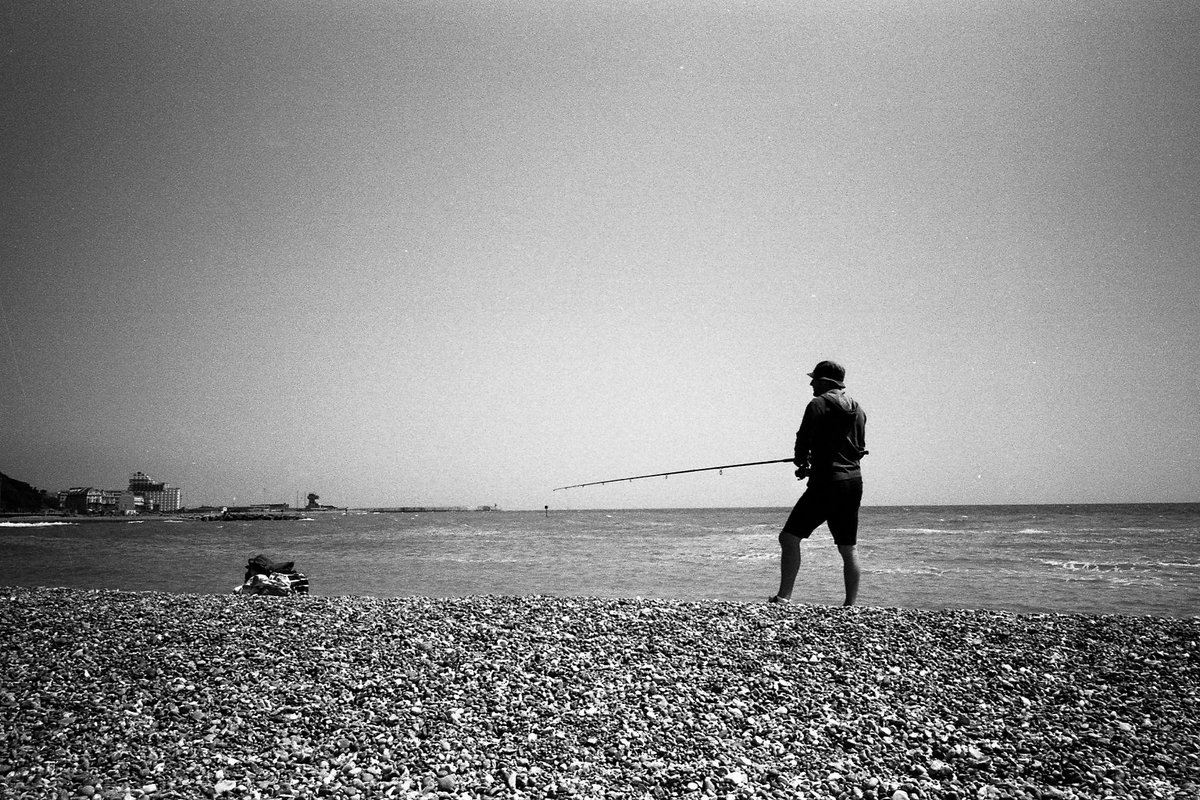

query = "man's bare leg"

[838,544,860,606]
[775,530,802,600]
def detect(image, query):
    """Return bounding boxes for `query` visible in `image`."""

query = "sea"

[1,504,1197,618]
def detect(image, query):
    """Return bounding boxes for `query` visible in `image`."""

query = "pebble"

[1,587,1197,799]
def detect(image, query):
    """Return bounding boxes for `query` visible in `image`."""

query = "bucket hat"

[807,360,846,388]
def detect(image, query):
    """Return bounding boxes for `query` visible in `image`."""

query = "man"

[771,360,868,606]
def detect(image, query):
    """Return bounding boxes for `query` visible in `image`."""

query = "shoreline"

[2,588,1197,799]
[0,508,493,524]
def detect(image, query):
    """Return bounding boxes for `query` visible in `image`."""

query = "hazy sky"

[3,1,1198,510]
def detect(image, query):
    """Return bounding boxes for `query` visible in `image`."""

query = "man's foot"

[768,595,790,604]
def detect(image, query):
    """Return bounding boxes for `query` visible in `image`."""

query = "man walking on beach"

[772,360,867,606]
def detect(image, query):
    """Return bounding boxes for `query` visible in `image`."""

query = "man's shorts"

[781,477,863,546]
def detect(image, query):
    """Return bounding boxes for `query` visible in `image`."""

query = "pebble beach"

[2,588,1197,800]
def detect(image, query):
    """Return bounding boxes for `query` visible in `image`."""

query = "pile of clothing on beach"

[236,554,310,596]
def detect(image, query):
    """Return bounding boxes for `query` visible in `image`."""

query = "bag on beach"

[238,554,309,596]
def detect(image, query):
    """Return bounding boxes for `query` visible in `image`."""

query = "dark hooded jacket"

[794,389,867,483]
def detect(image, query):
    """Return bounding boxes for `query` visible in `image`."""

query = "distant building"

[128,471,182,512]
[57,488,136,514]
[114,491,137,514]
[59,487,103,514]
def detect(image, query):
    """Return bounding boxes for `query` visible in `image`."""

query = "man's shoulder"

[812,391,865,416]
[810,390,845,407]
[804,395,828,413]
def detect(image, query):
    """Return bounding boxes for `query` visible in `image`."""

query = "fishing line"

[0,294,26,398]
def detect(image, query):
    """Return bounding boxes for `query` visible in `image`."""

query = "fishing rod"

[553,458,794,491]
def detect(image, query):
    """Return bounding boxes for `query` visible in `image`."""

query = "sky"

[3,0,1198,510]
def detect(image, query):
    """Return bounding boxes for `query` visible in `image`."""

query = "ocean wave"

[731,524,774,533]
[1058,573,1163,588]
[868,565,947,576]
[721,551,773,562]
[1041,560,1195,585]
[0,521,76,527]
[1046,561,1200,573]
[1048,559,1143,573]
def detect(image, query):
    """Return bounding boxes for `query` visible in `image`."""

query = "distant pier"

[367,506,499,513]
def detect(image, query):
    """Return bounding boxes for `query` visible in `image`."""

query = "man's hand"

[794,466,807,480]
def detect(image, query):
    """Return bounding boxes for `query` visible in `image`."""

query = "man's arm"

[793,401,818,477]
